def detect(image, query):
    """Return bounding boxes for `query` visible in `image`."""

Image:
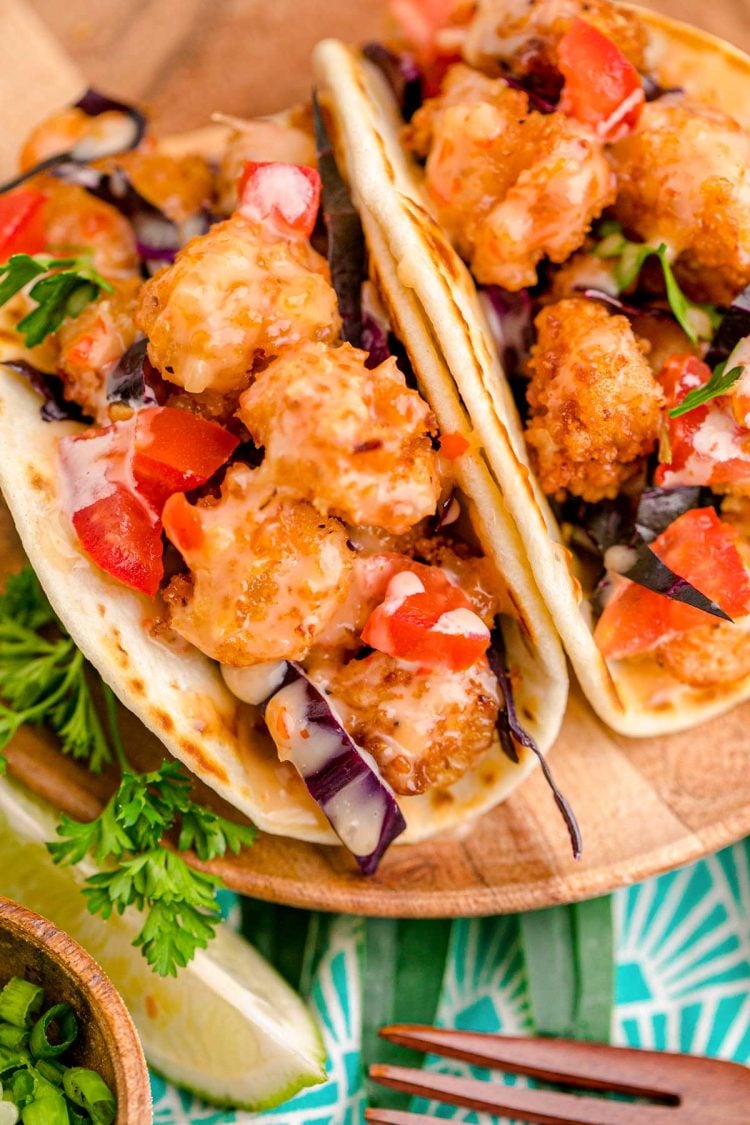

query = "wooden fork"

[365,1024,750,1124]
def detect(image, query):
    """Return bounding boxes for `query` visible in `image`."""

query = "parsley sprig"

[0,253,112,347]
[0,570,111,774]
[668,360,744,418]
[1,567,256,976]
[593,221,721,345]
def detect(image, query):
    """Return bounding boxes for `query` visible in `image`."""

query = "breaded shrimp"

[114,150,213,223]
[462,0,647,80]
[137,216,340,394]
[162,464,353,665]
[326,651,500,794]
[654,620,750,687]
[41,179,139,278]
[610,99,750,305]
[238,341,440,533]
[54,277,142,422]
[525,297,663,500]
[407,67,615,290]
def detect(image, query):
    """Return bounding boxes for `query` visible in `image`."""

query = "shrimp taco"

[0,86,572,873]
[315,1,750,737]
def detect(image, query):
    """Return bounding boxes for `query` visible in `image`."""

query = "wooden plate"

[3,0,750,917]
[5,497,750,917]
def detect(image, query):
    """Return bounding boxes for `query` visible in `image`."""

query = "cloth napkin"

[152,837,750,1124]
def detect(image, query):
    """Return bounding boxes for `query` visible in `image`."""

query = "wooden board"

[2,0,750,916]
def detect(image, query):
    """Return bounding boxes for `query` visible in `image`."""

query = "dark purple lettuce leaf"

[106,338,157,406]
[361,313,391,369]
[267,663,406,874]
[482,286,534,380]
[635,486,716,542]
[488,627,582,859]
[312,93,366,348]
[705,285,750,370]
[3,360,90,423]
[581,288,672,320]
[362,43,423,122]
[0,88,146,195]
[621,541,731,621]
[503,73,559,114]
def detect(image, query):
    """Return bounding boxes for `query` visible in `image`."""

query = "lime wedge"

[0,777,326,1110]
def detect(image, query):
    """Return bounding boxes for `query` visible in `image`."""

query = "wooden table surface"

[26,0,750,134]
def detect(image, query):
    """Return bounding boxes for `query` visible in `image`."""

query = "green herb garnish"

[0,567,256,976]
[668,361,744,418]
[0,253,112,347]
[593,221,720,345]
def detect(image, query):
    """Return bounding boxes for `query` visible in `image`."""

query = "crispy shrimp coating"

[407,67,614,290]
[609,100,750,305]
[525,298,663,500]
[238,341,440,533]
[137,216,340,394]
[654,621,750,688]
[162,464,353,666]
[326,651,500,795]
[19,107,132,170]
[547,250,619,302]
[114,150,213,223]
[41,179,139,278]
[54,277,142,423]
[215,111,316,215]
[462,0,647,80]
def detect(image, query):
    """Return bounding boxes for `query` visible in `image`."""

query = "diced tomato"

[0,190,47,260]
[133,407,239,510]
[237,162,321,237]
[60,406,237,595]
[594,507,750,660]
[655,354,750,490]
[439,431,470,459]
[72,488,164,597]
[362,564,490,671]
[390,0,464,66]
[162,493,205,553]
[557,19,644,142]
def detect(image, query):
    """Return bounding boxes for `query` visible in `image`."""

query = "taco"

[0,87,571,873]
[314,1,750,737]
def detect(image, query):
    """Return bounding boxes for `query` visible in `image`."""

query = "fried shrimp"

[525,297,663,500]
[162,464,353,666]
[137,216,340,394]
[407,66,614,290]
[239,340,440,533]
[326,651,500,795]
[114,150,213,223]
[654,620,750,687]
[610,99,750,305]
[55,277,142,422]
[462,0,647,80]
[41,179,139,278]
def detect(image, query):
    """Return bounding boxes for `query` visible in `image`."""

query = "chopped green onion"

[0,981,43,1030]
[63,1069,115,1125]
[0,1047,30,1077]
[33,1060,65,1087]
[66,1110,87,1125]
[4,1071,33,1107]
[20,1087,69,1125]
[0,1028,27,1052]
[29,1005,77,1060]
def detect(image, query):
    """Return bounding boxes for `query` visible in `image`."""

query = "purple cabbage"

[312,93,366,347]
[488,628,582,859]
[106,338,157,407]
[641,75,683,102]
[503,74,559,114]
[581,288,672,320]
[3,360,90,423]
[266,663,406,874]
[0,88,146,195]
[361,313,392,369]
[705,284,750,370]
[362,43,423,122]
[483,286,534,379]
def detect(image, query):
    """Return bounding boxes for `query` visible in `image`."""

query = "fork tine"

[369,1064,680,1124]
[379,1025,680,1099]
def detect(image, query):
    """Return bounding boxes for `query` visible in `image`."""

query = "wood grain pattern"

[0,898,151,1123]
[2,0,750,916]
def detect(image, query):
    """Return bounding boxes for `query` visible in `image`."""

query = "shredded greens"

[0,567,256,976]
[668,360,743,418]
[0,254,112,347]
[593,221,720,344]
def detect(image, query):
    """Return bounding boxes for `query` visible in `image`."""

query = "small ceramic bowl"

[0,897,151,1123]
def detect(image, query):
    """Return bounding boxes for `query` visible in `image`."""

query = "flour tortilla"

[314,9,750,738]
[0,119,568,847]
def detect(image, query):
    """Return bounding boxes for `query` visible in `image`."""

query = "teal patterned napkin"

[153,838,750,1123]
